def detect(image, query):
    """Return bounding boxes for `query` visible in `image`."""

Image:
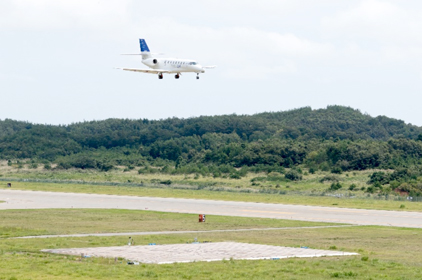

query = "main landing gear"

[175,74,180,79]
[158,73,163,79]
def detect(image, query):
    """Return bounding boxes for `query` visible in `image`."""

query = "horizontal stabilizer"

[120,52,164,56]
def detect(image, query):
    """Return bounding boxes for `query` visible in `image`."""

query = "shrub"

[212,171,221,178]
[320,162,330,171]
[331,167,343,174]
[138,167,157,174]
[251,177,266,182]
[368,171,389,185]
[330,182,342,191]
[373,182,383,190]
[57,161,72,169]
[320,175,340,183]
[138,167,146,174]
[230,173,241,179]
[348,184,357,191]
[337,160,350,171]
[390,180,400,190]
[285,170,302,181]
[267,172,282,177]
[330,271,358,278]
[366,186,375,193]
[98,161,114,172]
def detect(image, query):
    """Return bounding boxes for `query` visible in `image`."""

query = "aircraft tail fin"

[139,39,150,52]
[139,39,151,59]
[121,39,160,59]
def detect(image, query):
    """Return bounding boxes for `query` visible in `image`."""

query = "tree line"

[1,106,422,176]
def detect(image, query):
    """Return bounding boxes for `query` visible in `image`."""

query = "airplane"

[117,39,216,80]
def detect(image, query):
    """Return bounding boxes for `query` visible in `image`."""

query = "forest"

[1,106,422,195]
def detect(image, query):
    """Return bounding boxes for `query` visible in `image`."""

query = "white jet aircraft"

[118,39,216,79]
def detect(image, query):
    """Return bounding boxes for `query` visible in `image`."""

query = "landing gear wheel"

[196,74,200,80]
[158,73,163,79]
[175,74,180,79]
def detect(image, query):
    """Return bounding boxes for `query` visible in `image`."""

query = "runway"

[1,189,422,228]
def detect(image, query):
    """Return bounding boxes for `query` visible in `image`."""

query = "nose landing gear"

[175,74,180,79]
[158,73,163,79]
[196,73,200,80]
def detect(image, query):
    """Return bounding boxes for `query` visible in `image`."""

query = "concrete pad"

[42,242,358,264]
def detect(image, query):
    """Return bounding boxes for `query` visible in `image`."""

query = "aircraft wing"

[117,68,170,74]
[203,65,217,69]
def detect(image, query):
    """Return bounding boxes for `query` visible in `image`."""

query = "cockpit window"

[189,62,197,65]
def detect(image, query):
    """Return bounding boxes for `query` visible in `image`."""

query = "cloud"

[0,0,335,81]
[0,0,131,30]
[322,0,402,35]
[201,0,338,17]
[0,73,37,83]
[128,18,333,78]
[224,63,298,80]
[322,0,422,44]
[380,46,422,64]
[320,0,422,67]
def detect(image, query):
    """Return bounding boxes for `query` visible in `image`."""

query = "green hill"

[1,105,422,172]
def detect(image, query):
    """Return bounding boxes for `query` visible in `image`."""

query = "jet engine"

[142,58,159,67]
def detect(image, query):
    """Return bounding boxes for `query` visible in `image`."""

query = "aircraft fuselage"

[142,58,205,74]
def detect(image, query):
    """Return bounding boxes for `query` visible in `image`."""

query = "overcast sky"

[1,0,422,126]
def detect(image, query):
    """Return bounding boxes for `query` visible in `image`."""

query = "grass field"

[1,164,422,278]
[0,209,421,279]
[0,209,338,238]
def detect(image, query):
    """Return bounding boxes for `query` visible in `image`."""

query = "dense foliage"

[1,106,422,178]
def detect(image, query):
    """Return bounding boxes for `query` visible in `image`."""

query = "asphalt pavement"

[1,189,422,228]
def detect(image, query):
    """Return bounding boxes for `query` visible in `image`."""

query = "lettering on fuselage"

[162,60,197,65]
[142,58,199,73]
